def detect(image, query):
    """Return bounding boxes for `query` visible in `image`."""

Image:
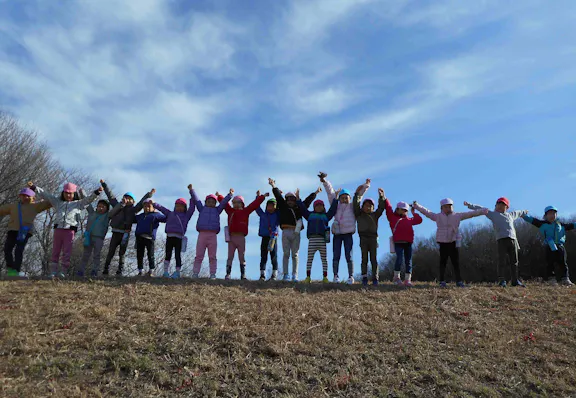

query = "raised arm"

[326,198,339,221]
[412,202,438,221]
[303,190,318,208]
[411,211,423,225]
[109,203,124,219]
[153,203,171,217]
[375,194,386,219]
[33,186,60,207]
[521,214,545,228]
[383,197,395,221]
[217,191,233,214]
[77,188,101,209]
[190,188,204,212]
[246,195,266,214]
[458,208,489,221]
[322,179,336,203]
[509,210,528,220]
[297,199,311,220]
[353,194,362,217]
[134,189,155,213]
[464,201,487,211]
[100,180,119,207]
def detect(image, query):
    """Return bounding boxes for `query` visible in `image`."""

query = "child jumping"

[153,185,195,278]
[298,189,339,283]
[384,190,423,287]
[465,197,528,287]
[224,192,266,280]
[133,198,167,276]
[0,187,52,277]
[353,182,385,286]
[269,178,319,282]
[522,206,575,286]
[256,195,280,281]
[101,180,153,276]
[191,186,233,279]
[413,199,487,288]
[31,182,101,278]
[77,188,111,277]
[318,172,360,284]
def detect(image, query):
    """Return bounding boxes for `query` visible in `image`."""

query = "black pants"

[260,237,278,271]
[497,238,519,282]
[439,242,461,282]
[165,236,182,268]
[360,236,378,279]
[4,230,31,272]
[546,245,570,280]
[136,236,155,271]
[104,232,128,273]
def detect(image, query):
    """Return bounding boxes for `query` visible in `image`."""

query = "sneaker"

[403,280,413,288]
[499,280,507,288]
[102,268,109,276]
[58,272,66,278]
[6,268,18,277]
[548,277,558,286]
[393,277,403,286]
[241,275,248,281]
[146,270,154,277]
[116,270,123,277]
[362,277,368,286]
[347,277,354,285]
[292,274,299,283]
[333,275,340,283]
[90,270,98,278]
[50,272,58,279]
[561,278,574,286]
[192,273,199,279]
[456,281,467,288]
[304,276,312,284]
[171,271,181,279]
[372,279,379,286]
[209,274,217,279]
[162,271,170,278]
[18,271,28,278]
[269,273,277,281]
[511,280,526,288]
[225,274,231,280]
[259,275,266,281]
[282,274,290,282]
[322,277,329,284]
[439,281,447,288]
[137,271,143,277]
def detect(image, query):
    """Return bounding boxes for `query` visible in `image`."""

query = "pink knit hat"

[63,182,77,193]
[205,194,218,202]
[175,198,187,206]
[232,196,245,205]
[313,199,325,208]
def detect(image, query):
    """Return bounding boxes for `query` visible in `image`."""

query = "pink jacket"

[413,203,487,243]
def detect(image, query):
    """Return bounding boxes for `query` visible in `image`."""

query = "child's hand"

[413,201,418,207]
[378,188,385,197]
[188,184,193,190]
[335,188,342,197]
[215,191,220,197]
[27,181,34,187]
[366,178,371,186]
[295,188,300,199]
[229,188,234,195]
[97,187,104,193]
[256,190,261,197]
[150,188,156,196]
[463,201,470,207]
[100,179,105,184]
[121,197,127,205]
[318,171,327,182]
[315,186,322,194]
[482,208,489,215]
[268,178,276,187]
[264,192,270,197]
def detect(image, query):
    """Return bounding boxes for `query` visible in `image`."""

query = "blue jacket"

[191,190,232,233]
[298,198,338,238]
[134,211,167,240]
[522,215,576,245]
[256,207,280,237]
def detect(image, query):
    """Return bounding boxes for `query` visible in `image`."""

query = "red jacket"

[385,198,423,243]
[224,195,266,236]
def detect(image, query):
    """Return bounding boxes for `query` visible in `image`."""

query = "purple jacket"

[191,189,232,233]
[153,191,195,238]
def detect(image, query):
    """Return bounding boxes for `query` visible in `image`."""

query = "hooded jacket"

[154,190,195,238]
[298,198,339,238]
[134,211,167,240]
[35,186,99,231]
[323,179,356,235]
[192,189,232,233]
[256,205,280,237]
[384,199,423,243]
[102,182,152,232]
[522,215,576,245]
[353,192,385,239]
[0,201,52,233]
[413,203,486,243]
[272,187,317,229]
[224,195,266,236]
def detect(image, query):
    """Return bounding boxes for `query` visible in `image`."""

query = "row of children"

[1,172,574,287]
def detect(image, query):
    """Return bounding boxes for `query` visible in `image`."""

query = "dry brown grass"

[0,279,575,397]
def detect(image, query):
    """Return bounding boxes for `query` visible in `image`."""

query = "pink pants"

[193,231,218,275]
[51,228,75,272]
[227,235,246,266]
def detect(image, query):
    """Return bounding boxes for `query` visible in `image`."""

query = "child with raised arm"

[412,198,487,288]
[522,206,575,286]
[153,185,195,278]
[0,187,52,277]
[269,178,319,282]
[464,197,528,287]
[298,189,339,283]
[101,180,153,276]
[384,190,423,287]
[224,192,266,280]
[353,181,385,286]
[30,182,101,278]
[191,187,233,279]
[256,194,280,281]
[133,198,166,276]
[77,189,111,277]
[318,171,361,284]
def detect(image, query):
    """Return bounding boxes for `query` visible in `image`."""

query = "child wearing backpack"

[353,182,386,286]
[383,190,423,287]
[298,189,339,283]
[224,192,266,280]
[413,199,487,288]
[191,187,233,279]
[465,198,528,287]
[30,182,101,278]
[133,198,167,276]
[101,180,154,276]
[0,187,52,277]
[256,194,280,281]
[77,188,111,277]
[522,206,575,286]
[153,185,195,278]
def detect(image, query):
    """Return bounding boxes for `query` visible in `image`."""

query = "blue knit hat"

[544,205,558,214]
[339,189,351,198]
[123,192,135,200]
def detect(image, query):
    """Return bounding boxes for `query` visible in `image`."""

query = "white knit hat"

[440,198,454,206]
[396,201,410,211]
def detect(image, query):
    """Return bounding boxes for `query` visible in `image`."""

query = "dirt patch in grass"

[0,279,575,397]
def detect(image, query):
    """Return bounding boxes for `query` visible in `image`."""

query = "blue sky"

[1,0,575,279]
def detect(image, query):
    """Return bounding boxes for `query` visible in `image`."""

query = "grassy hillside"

[1,279,575,397]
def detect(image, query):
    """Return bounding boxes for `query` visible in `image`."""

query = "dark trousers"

[4,230,31,272]
[394,242,413,274]
[104,232,128,274]
[497,238,519,282]
[546,245,570,280]
[333,233,354,276]
[165,236,182,268]
[360,236,378,279]
[439,242,461,282]
[136,236,155,271]
[260,236,278,271]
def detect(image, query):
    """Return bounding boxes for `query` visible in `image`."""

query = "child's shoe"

[259,274,265,281]
[333,275,340,283]
[561,278,573,286]
[137,271,143,277]
[283,274,291,282]
[304,276,312,284]
[162,271,170,278]
[372,278,379,286]
[241,274,247,281]
[146,270,154,277]
[58,272,66,279]
[362,277,368,286]
[439,281,447,288]
[225,274,231,280]
[347,276,354,285]
[6,268,19,277]
[18,271,28,278]
[403,280,413,288]
[393,276,403,286]
[322,277,329,284]
[171,271,181,279]
[548,277,558,286]
[209,273,217,279]
[456,281,467,288]
[511,280,526,288]
[102,268,109,276]
[50,271,58,279]
[192,273,199,279]
[499,280,507,288]
[269,271,277,281]
[116,270,123,277]
[292,274,299,283]
[90,270,98,278]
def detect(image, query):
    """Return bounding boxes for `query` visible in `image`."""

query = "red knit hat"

[496,197,510,207]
